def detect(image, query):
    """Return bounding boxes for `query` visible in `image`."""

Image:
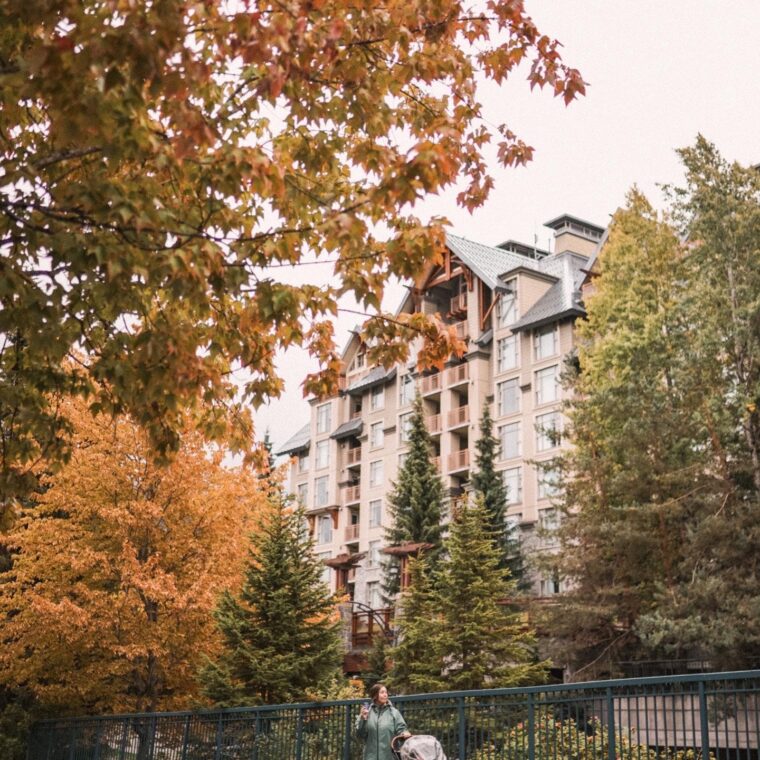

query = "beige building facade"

[276,214,605,657]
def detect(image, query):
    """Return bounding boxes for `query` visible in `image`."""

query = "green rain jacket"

[356,702,408,760]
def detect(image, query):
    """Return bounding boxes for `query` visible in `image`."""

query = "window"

[399,412,413,443]
[349,351,366,373]
[497,282,518,327]
[316,403,331,434]
[297,451,309,474]
[497,334,519,372]
[399,374,415,406]
[316,551,332,587]
[535,366,559,405]
[497,378,520,416]
[366,581,383,609]
[505,512,522,534]
[535,412,561,452]
[369,460,384,487]
[296,482,308,506]
[317,515,333,544]
[368,540,381,567]
[498,422,521,460]
[315,439,330,469]
[369,499,382,527]
[539,506,559,530]
[314,475,329,507]
[502,466,523,504]
[370,421,384,449]
[534,324,558,360]
[398,452,409,469]
[537,465,561,500]
[540,571,562,596]
[370,384,385,411]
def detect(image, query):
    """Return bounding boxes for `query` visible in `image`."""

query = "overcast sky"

[255,0,760,453]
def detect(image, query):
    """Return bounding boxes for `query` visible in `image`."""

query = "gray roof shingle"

[345,366,396,395]
[275,423,311,456]
[331,418,364,440]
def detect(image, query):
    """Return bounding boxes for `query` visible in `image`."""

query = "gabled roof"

[275,422,310,456]
[511,252,589,332]
[445,233,541,289]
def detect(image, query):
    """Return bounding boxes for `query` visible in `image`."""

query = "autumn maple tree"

[0,0,584,501]
[0,398,264,716]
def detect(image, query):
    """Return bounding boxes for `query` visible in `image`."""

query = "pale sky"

[255,0,760,452]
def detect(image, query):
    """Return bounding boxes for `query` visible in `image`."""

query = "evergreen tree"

[361,631,390,691]
[200,496,342,705]
[383,394,445,599]
[433,498,547,690]
[388,555,444,694]
[470,403,527,588]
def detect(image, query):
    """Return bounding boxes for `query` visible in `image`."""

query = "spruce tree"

[383,393,445,599]
[388,555,444,694]
[200,495,342,705]
[433,497,546,690]
[470,403,527,588]
[361,632,390,691]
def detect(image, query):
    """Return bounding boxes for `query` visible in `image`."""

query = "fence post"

[343,703,353,760]
[252,713,261,760]
[606,687,616,760]
[149,715,157,760]
[295,707,304,760]
[215,713,224,760]
[68,724,76,760]
[118,718,130,760]
[180,715,191,760]
[527,693,535,760]
[93,721,103,760]
[458,696,467,760]
[698,680,710,760]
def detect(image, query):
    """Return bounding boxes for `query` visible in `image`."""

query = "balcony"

[421,373,442,395]
[346,447,362,466]
[447,449,470,472]
[453,320,469,340]
[427,413,442,435]
[450,292,467,315]
[432,456,441,472]
[351,607,394,647]
[345,524,360,542]
[343,484,361,504]
[446,362,469,386]
[447,404,470,429]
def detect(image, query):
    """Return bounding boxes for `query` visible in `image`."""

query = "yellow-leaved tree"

[0,399,265,717]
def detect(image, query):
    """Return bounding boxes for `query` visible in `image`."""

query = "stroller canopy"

[394,734,447,760]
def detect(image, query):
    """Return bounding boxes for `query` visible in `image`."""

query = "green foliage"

[383,394,445,599]
[199,496,343,706]
[0,0,584,504]
[362,634,391,691]
[470,403,527,587]
[0,690,34,760]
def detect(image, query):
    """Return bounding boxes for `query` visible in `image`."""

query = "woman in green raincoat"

[356,683,410,760]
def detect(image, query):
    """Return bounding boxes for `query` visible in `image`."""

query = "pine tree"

[433,498,546,690]
[200,496,343,705]
[470,403,527,588]
[383,394,445,599]
[388,555,444,694]
[361,632,390,691]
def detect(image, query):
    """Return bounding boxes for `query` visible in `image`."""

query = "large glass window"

[535,412,561,452]
[497,334,519,372]
[370,421,384,449]
[368,540,381,567]
[534,324,559,360]
[399,374,415,406]
[370,384,385,411]
[298,451,309,473]
[369,460,384,487]
[399,412,413,443]
[497,282,518,327]
[296,482,308,506]
[316,551,332,587]
[498,422,521,460]
[315,439,330,469]
[535,366,559,405]
[369,499,383,527]
[502,466,523,504]
[314,475,329,507]
[316,403,332,434]
[317,515,333,544]
[537,465,561,500]
[497,378,520,416]
[366,581,383,609]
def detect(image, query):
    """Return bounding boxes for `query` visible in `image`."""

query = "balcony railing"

[421,373,442,394]
[343,484,361,504]
[450,292,467,314]
[447,405,469,428]
[346,447,362,466]
[351,607,394,647]
[344,524,360,542]
[447,449,470,472]
[446,362,469,386]
[427,414,441,434]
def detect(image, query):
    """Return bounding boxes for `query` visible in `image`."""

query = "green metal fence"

[27,671,760,760]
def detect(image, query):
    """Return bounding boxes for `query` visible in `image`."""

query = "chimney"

[544,214,605,257]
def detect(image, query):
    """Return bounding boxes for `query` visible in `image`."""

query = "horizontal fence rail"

[27,671,760,760]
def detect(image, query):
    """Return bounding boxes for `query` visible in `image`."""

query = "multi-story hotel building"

[276,214,605,665]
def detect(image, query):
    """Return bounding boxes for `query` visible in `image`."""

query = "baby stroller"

[391,733,448,760]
